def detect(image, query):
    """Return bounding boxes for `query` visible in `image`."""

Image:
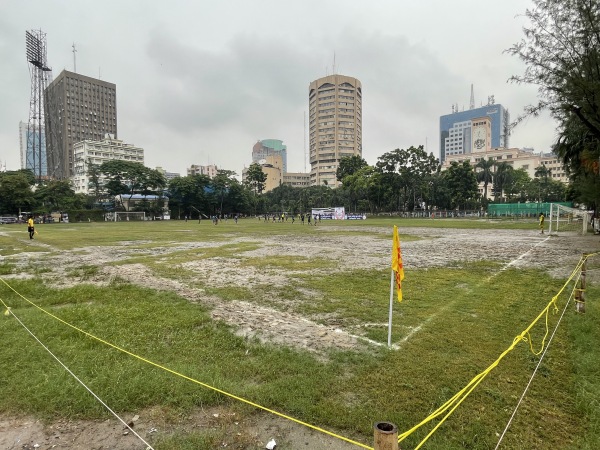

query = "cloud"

[0,0,558,176]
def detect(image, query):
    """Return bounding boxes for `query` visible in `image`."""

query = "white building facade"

[441,147,568,200]
[187,164,218,178]
[71,135,144,194]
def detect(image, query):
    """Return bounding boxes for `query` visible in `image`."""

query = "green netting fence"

[487,202,573,217]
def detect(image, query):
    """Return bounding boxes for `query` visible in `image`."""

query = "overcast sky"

[0,0,556,176]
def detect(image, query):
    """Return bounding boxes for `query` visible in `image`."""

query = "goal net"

[114,211,146,222]
[548,204,589,235]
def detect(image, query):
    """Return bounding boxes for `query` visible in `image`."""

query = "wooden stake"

[374,421,398,450]
[575,254,587,313]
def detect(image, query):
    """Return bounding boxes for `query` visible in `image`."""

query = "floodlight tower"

[25,30,52,181]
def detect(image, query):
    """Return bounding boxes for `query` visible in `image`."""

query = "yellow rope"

[4,251,597,450]
[0,278,372,450]
[398,252,594,447]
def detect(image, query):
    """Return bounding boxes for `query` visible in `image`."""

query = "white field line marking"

[394,235,550,348]
[397,301,456,346]
[487,235,551,281]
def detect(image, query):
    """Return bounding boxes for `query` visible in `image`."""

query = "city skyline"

[0,1,557,178]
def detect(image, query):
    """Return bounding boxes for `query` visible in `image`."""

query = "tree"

[99,161,166,210]
[35,180,76,211]
[0,171,36,214]
[503,168,532,202]
[336,155,368,182]
[245,163,267,195]
[475,158,495,203]
[167,174,212,219]
[534,164,552,202]
[211,170,238,215]
[340,166,379,213]
[443,161,479,210]
[493,162,514,202]
[508,1,600,210]
[507,0,600,140]
[534,164,552,180]
[376,146,440,211]
[86,158,102,201]
[554,114,600,209]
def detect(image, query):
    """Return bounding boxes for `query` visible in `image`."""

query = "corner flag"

[392,225,405,302]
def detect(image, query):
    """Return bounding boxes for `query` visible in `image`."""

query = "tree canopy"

[244,163,267,195]
[508,0,600,209]
[99,160,167,210]
[507,0,600,138]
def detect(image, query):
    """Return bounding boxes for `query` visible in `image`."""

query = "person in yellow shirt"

[539,212,545,234]
[27,216,35,239]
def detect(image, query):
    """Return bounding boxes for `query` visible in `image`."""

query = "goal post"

[548,203,590,235]
[114,211,146,222]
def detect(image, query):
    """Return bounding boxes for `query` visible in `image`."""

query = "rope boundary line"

[0,278,372,450]
[397,252,597,448]
[2,306,155,450]
[2,252,597,450]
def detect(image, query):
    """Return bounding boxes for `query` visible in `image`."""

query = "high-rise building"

[252,139,287,173]
[439,102,510,163]
[309,74,362,188]
[45,70,117,179]
[19,121,47,177]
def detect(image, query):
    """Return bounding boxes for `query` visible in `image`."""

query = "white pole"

[387,270,394,348]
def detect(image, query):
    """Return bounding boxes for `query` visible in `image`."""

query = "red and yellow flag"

[391,225,405,302]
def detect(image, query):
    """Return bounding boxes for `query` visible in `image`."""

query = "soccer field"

[0,219,599,449]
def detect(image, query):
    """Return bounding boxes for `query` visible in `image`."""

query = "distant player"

[539,212,545,234]
[27,215,35,239]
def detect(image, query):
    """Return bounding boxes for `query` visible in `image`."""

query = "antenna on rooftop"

[333,51,336,74]
[72,42,77,73]
[469,84,475,110]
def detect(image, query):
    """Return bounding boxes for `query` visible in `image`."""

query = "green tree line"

[0,148,570,219]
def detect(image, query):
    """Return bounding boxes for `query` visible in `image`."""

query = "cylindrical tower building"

[308,74,362,187]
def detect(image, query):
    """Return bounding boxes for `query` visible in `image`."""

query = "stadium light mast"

[25,29,52,182]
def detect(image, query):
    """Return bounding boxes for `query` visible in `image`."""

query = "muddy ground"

[1,225,598,449]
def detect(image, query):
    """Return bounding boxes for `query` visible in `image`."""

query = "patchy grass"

[0,219,597,450]
[240,255,337,271]
[66,265,100,280]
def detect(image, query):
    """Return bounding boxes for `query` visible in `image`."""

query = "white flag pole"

[387,270,394,348]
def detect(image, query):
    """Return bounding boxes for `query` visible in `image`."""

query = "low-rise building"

[156,167,180,181]
[71,135,144,194]
[441,147,568,200]
[283,172,310,188]
[187,164,218,178]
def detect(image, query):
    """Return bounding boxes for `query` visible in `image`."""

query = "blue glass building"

[19,121,47,177]
[439,104,510,163]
